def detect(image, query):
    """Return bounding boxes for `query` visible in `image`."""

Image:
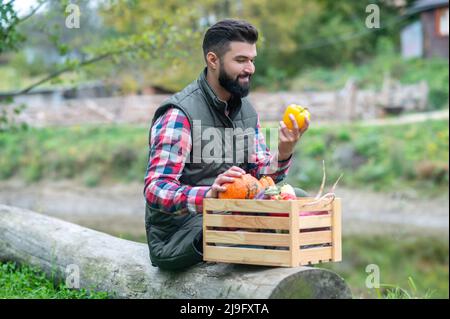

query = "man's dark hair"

[202,19,258,60]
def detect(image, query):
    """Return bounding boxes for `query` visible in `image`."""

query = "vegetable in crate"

[262,184,297,217]
[218,174,275,199]
[264,184,297,201]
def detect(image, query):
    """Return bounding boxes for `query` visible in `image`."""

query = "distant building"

[401,0,449,59]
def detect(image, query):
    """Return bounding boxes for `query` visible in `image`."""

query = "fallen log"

[0,204,352,299]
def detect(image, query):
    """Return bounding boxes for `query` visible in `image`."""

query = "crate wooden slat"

[204,199,293,213]
[296,200,333,212]
[299,230,333,245]
[204,246,291,267]
[299,214,332,229]
[205,230,333,247]
[204,214,290,230]
[204,211,332,230]
[204,198,333,213]
[290,201,301,266]
[203,197,342,268]
[331,199,342,262]
[205,230,290,246]
[299,247,333,265]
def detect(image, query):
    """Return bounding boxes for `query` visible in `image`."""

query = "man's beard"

[218,63,251,98]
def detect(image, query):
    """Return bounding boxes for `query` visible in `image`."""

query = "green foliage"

[0,262,109,299]
[0,101,29,133]
[79,0,206,92]
[251,0,406,87]
[0,0,27,53]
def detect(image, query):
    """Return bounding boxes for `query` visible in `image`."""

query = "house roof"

[407,0,449,15]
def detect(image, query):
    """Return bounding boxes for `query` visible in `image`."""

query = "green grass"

[376,277,437,299]
[0,119,448,195]
[0,262,110,299]
[321,234,449,299]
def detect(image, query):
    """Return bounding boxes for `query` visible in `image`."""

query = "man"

[144,19,309,271]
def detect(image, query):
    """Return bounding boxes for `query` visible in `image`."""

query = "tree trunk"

[0,204,352,299]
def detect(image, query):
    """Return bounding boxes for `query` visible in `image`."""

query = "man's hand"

[206,166,246,198]
[278,113,309,161]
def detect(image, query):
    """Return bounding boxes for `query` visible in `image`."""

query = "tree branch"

[17,0,47,24]
[2,0,15,8]
[0,43,153,98]
[1,53,113,98]
[4,0,47,35]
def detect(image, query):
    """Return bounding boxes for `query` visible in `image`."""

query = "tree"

[0,0,415,96]
[0,0,204,97]
[192,0,413,90]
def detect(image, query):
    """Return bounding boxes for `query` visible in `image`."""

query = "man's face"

[217,41,257,98]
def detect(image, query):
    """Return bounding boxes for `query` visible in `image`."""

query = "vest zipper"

[226,115,236,164]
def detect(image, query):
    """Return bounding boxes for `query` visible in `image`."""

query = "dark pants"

[146,210,204,271]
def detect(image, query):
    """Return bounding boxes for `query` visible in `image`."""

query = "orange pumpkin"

[219,173,263,199]
[219,176,248,199]
[244,174,263,199]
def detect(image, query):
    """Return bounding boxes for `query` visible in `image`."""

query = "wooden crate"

[202,197,342,267]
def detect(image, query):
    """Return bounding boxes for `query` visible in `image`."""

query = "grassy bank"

[0,119,447,196]
[283,119,449,196]
[322,234,449,299]
[0,262,109,299]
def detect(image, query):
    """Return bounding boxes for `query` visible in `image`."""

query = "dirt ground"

[0,179,448,240]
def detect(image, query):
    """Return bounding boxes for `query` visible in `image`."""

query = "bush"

[111,146,138,171]
[415,161,449,184]
[83,170,102,188]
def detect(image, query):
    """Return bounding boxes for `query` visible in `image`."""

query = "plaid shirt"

[144,107,292,215]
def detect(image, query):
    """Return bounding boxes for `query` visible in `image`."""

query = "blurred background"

[0,0,448,298]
